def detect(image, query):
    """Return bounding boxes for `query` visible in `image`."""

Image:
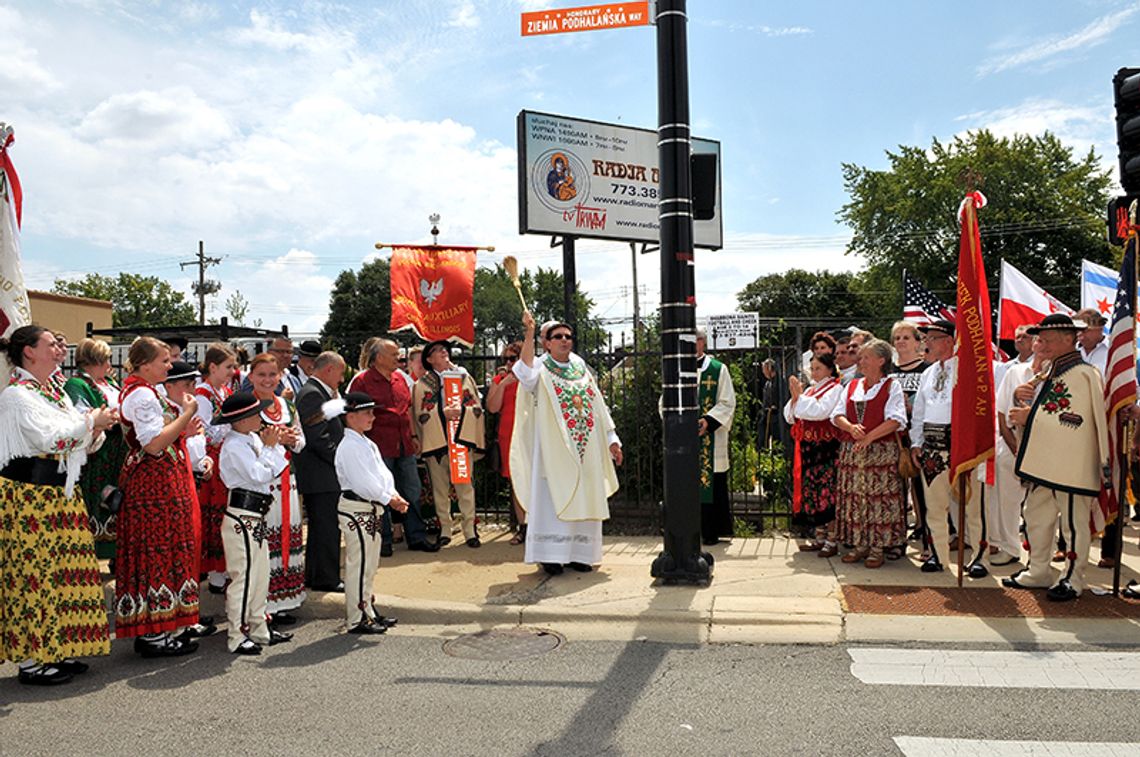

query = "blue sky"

[2,0,1135,335]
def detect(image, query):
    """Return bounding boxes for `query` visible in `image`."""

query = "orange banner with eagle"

[390,246,477,347]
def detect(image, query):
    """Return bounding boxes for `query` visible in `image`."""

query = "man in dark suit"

[294,351,347,591]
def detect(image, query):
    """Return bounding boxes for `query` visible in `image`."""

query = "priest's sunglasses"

[546,332,573,341]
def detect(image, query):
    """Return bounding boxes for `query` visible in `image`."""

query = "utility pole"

[650,0,711,585]
[180,240,222,325]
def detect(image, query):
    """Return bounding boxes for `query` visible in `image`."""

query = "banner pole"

[957,475,966,588]
[373,243,497,252]
[1116,230,1139,595]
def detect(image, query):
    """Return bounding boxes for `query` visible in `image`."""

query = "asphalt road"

[2,619,1139,756]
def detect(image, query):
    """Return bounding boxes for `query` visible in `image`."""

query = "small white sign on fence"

[707,312,758,351]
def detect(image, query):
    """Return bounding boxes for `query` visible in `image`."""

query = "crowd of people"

[0,313,623,685]
[784,310,1121,603]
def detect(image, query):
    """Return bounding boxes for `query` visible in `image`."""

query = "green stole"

[698,358,723,504]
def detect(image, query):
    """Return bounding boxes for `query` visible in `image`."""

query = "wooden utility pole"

[180,240,222,325]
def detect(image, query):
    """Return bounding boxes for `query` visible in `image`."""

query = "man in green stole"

[696,328,736,545]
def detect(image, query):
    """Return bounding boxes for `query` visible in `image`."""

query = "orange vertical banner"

[442,372,471,484]
[389,246,476,347]
[950,191,996,485]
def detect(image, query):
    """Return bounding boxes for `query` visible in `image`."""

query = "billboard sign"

[517,110,723,249]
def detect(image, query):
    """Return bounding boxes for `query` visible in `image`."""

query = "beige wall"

[28,290,113,344]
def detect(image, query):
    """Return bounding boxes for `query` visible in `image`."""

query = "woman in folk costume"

[194,343,236,595]
[412,340,486,547]
[888,320,930,558]
[63,337,128,561]
[826,339,907,568]
[115,337,203,657]
[784,353,844,553]
[511,313,622,575]
[0,326,117,685]
[248,352,307,624]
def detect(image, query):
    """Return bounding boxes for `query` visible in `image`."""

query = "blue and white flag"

[1081,258,1119,335]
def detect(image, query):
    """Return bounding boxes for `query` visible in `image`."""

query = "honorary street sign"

[707,313,758,351]
[517,110,723,249]
[521,2,651,37]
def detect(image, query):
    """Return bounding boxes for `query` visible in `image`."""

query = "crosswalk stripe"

[848,648,1140,689]
[894,736,1140,756]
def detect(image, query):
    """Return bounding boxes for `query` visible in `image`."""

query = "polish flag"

[997,259,1073,340]
[0,124,30,388]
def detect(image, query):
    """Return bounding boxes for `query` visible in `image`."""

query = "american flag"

[903,270,955,325]
[1104,237,1137,523]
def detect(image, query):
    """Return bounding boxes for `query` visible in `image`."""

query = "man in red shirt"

[352,338,440,554]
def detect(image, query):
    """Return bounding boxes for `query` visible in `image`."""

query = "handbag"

[895,432,919,479]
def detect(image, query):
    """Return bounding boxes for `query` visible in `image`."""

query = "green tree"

[737,269,877,322]
[320,258,393,358]
[53,272,196,329]
[838,129,1113,315]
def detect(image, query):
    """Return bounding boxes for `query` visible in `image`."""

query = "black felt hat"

[1026,313,1086,335]
[164,360,199,383]
[212,391,272,425]
[298,340,321,358]
[344,391,376,412]
[163,335,189,351]
[422,339,453,364]
[918,319,956,338]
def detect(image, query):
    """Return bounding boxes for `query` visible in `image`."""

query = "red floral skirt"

[114,450,200,638]
[196,444,228,574]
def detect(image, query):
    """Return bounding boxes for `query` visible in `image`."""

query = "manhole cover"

[442,627,564,660]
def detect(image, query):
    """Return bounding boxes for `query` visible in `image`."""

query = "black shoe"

[466,537,481,548]
[967,563,989,579]
[208,583,226,595]
[920,558,944,573]
[310,581,345,593]
[55,659,90,675]
[233,639,262,656]
[268,628,293,645]
[702,537,719,546]
[541,562,564,576]
[348,621,387,635]
[1002,575,1031,590]
[17,665,73,686]
[269,611,297,627]
[177,621,218,639]
[438,536,452,547]
[135,636,199,658]
[370,606,399,628]
[1046,579,1079,602]
[380,543,394,558]
[407,540,441,553]
[567,562,594,572]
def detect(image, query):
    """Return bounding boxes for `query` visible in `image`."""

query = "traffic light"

[1107,194,1140,246]
[690,153,718,221]
[1114,67,1140,193]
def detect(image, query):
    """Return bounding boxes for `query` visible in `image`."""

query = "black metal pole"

[650,0,710,584]
[563,235,577,335]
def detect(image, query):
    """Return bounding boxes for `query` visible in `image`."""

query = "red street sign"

[521,2,651,36]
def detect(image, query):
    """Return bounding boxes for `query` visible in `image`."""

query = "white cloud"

[701,18,813,37]
[0,7,61,96]
[448,1,480,29]
[976,5,1139,77]
[229,9,356,55]
[79,88,234,150]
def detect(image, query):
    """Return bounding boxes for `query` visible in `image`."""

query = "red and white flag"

[997,259,1073,341]
[0,125,30,343]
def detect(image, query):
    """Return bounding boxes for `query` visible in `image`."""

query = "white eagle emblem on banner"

[420,278,444,307]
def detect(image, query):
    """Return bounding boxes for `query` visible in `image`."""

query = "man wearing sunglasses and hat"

[511,313,622,575]
[1004,313,1109,601]
[215,392,295,654]
[909,319,989,578]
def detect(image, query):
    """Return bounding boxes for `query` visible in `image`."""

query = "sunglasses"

[547,333,573,341]
[505,355,519,363]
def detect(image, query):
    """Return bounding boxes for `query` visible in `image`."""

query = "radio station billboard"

[517,110,723,249]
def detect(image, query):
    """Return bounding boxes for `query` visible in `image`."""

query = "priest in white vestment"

[510,312,622,575]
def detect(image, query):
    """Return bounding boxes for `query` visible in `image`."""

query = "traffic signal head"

[1114,67,1140,193]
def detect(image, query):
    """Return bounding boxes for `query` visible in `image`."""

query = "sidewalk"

[278,526,1140,647]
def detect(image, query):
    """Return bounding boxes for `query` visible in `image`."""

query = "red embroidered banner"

[950,192,996,485]
[390,246,477,347]
[442,372,471,484]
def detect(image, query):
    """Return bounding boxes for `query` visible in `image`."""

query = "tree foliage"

[837,129,1113,314]
[53,272,196,329]
[736,269,878,323]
